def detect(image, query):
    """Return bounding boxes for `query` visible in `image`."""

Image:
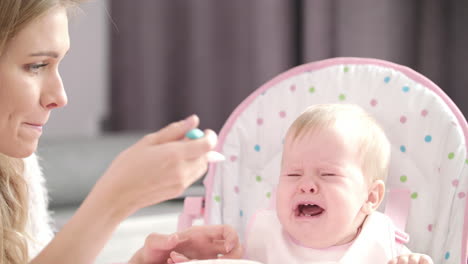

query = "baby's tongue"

[302,205,324,216]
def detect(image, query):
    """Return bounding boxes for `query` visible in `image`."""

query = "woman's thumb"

[144,115,199,145]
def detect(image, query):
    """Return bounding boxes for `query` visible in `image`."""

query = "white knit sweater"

[23,153,54,259]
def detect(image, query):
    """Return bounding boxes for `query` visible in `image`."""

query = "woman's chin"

[2,142,37,158]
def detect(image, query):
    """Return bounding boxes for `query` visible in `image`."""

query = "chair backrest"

[201,57,468,264]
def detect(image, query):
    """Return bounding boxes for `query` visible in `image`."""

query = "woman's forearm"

[30,182,135,264]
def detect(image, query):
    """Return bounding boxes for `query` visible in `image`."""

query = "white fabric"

[23,153,54,259]
[244,210,409,264]
[208,62,468,263]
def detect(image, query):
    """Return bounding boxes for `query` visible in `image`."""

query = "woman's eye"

[26,63,49,73]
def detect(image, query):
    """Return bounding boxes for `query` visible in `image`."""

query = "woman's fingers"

[178,225,226,241]
[177,225,241,256]
[170,129,218,159]
[144,115,199,145]
[145,233,187,252]
[172,157,210,191]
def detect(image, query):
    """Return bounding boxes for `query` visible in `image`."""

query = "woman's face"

[0,7,69,158]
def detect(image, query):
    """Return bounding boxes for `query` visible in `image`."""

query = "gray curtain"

[109,0,468,132]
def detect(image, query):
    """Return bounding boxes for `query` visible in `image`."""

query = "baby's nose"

[298,178,318,194]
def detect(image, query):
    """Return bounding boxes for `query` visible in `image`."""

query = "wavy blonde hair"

[0,154,28,264]
[0,0,82,263]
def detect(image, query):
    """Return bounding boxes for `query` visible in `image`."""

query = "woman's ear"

[362,180,385,214]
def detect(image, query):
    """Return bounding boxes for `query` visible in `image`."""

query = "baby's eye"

[287,173,301,177]
[321,173,337,177]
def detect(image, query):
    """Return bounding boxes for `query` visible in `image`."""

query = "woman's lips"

[24,122,44,132]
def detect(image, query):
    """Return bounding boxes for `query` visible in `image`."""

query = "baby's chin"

[289,230,358,249]
[295,237,335,249]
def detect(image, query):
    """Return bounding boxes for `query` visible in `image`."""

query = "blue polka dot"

[384,76,391,83]
[424,135,432,143]
[254,144,261,152]
[402,86,410,92]
[240,210,243,217]
[400,145,406,153]
[445,251,450,260]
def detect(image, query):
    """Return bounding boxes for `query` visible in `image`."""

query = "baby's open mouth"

[296,204,324,217]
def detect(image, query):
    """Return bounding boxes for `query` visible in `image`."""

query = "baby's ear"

[362,180,385,214]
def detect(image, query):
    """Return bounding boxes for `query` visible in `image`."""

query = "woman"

[0,1,240,263]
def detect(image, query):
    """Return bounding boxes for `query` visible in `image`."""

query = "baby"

[170,104,433,264]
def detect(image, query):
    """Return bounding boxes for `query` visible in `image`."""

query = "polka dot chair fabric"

[197,58,468,263]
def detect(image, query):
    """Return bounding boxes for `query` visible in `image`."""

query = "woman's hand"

[93,114,219,218]
[129,225,242,264]
[32,115,222,264]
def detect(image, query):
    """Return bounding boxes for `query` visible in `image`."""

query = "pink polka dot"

[421,109,428,117]
[458,192,466,199]
[230,155,237,162]
[279,111,286,118]
[370,99,378,107]
[290,85,296,92]
[452,179,459,187]
[427,224,432,232]
[234,186,239,194]
[257,118,263,125]
[400,116,407,124]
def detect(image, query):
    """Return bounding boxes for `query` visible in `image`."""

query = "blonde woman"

[0,1,240,263]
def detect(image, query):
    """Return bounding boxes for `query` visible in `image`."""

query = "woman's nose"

[41,72,68,110]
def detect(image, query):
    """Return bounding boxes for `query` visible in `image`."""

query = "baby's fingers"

[388,255,408,264]
[218,242,242,259]
[418,255,433,264]
[388,254,433,264]
[169,251,192,263]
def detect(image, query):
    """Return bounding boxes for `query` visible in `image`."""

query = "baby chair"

[178,57,468,264]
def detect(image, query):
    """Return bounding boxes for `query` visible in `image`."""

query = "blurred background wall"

[41,0,468,208]
[45,0,468,139]
[44,0,109,138]
[109,0,468,133]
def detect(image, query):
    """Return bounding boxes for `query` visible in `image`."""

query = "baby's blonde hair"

[287,104,391,183]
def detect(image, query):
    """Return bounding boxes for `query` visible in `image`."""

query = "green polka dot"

[256,175,262,182]
[411,192,418,199]
[400,175,407,183]
[448,152,455,159]
[344,66,349,73]
[266,192,271,198]
[309,86,315,93]
[465,159,468,164]
[339,94,346,101]
[214,196,221,202]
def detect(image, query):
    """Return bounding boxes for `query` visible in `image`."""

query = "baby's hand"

[388,253,433,264]
[167,251,190,263]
